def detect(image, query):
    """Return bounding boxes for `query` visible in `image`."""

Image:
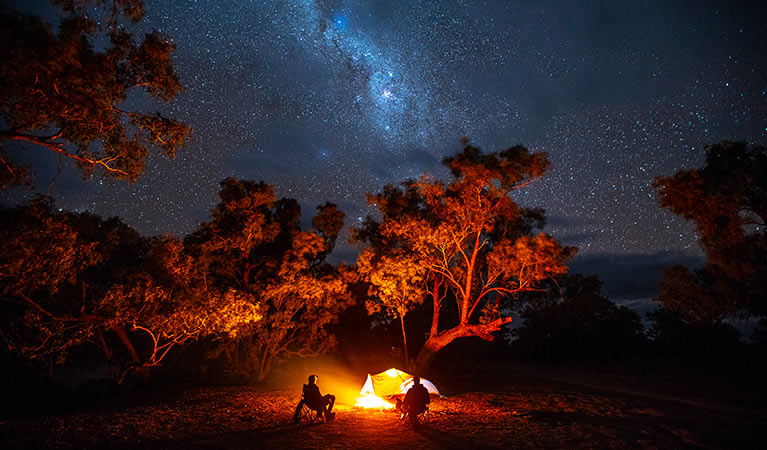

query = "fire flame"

[355,393,395,409]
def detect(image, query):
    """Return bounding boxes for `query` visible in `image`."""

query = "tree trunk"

[109,323,146,385]
[429,275,443,339]
[109,323,141,365]
[413,316,513,375]
[256,344,272,382]
[400,314,410,371]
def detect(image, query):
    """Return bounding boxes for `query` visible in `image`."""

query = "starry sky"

[4,0,767,308]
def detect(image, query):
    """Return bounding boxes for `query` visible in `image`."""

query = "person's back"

[303,382,323,409]
[403,377,430,417]
[294,374,336,422]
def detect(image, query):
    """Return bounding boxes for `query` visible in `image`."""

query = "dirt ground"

[2,363,765,449]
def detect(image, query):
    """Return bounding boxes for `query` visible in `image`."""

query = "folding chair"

[293,395,324,423]
[401,404,429,427]
[415,405,430,424]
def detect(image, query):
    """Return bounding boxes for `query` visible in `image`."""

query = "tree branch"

[4,133,129,177]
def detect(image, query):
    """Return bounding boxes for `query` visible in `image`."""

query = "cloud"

[555,231,599,248]
[404,148,440,173]
[568,251,704,302]
[544,214,575,228]
[543,215,598,247]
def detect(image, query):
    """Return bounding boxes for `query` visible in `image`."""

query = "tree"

[353,141,575,373]
[0,197,102,366]
[96,237,260,382]
[653,141,767,324]
[0,0,190,187]
[0,198,259,382]
[512,275,646,363]
[187,178,356,381]
[646,308,743,363]
[357,249,427,367]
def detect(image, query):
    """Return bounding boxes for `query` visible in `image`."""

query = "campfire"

[354,368,397,409]
[355,392,395,409]
[354,368,440,410]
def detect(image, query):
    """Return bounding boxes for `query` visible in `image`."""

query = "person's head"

[413,376,421,385]
[308,374,318,384]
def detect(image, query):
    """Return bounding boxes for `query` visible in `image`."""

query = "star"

[6,0,767,307]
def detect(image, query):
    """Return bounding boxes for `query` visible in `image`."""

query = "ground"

[1,363,765,449]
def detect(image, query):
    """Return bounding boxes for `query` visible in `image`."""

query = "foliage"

[187,178,356,381]
[0,0,190,187]
[357,249,428,365]
[0,197,100,297]
[646,308,744,364]
[653,141,767,324]
[1,177,357,383]
[353,141,575,373]
[511,275,646,363]
[0,198,259,382]
[96,237,260,380]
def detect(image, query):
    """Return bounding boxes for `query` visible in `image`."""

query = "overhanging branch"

[4,133,129,177]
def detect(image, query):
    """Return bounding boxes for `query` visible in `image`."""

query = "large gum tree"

[354,141,575,374]
[0,0,190,187]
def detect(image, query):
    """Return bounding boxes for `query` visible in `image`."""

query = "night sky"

[4,0,767,308]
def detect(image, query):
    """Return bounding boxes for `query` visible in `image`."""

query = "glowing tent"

[359,368,440,399]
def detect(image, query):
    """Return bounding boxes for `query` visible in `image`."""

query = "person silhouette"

[400,376,429,426]
[294,374,336,422]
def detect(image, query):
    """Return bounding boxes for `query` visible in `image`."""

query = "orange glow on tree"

[0,0,190,186]
[188,178,356,381]
[0,202,262,383]
[353,141,576,374]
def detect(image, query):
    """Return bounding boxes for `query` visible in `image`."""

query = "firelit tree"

[357,249,427,367]
[0,199,259,382]
[353,141,575,374]
[100,238,260,382]
[653,140,767,324]
[0,0,190,188]
[187,178,356,381]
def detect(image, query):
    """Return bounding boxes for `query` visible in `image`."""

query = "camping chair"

[400,403,430,427]
[293,393,324,423]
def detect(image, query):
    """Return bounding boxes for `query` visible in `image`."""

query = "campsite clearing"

[1,363,765,449]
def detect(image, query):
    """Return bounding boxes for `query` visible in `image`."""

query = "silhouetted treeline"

[502,274,765,367]
[510,275,646,363]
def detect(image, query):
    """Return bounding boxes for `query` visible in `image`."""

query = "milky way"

[4,0,767,303]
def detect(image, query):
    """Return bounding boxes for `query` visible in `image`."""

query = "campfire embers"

[354,392,395,409]
[355,370,396,409]
[354,367,439,410]
[355,375,395,409]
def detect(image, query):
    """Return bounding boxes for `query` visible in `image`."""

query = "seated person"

[398,376,430,424]
[295,374,335,422]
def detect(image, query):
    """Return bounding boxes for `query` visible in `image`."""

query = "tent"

[359,368,440,398]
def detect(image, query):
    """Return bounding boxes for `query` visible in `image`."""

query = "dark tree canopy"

[653,141,767,323]
[0,174,357,384]
[646,308,743,363]
[512,275,646,363]
[0,0,190,187]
